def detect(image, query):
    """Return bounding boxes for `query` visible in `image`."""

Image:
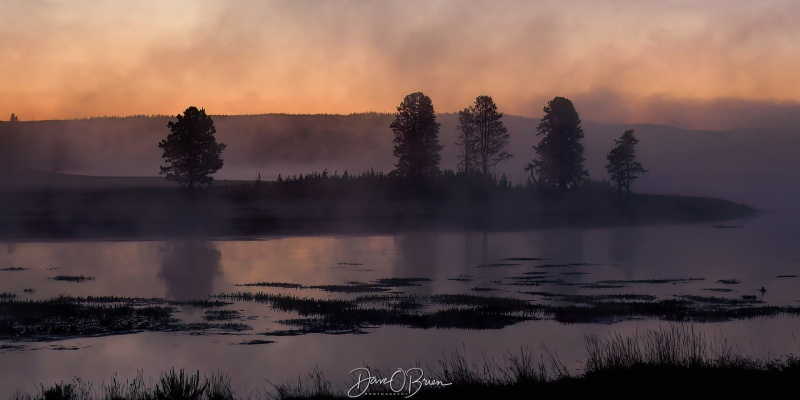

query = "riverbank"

[0,174,756,240]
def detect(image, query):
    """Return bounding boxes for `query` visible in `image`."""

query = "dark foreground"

[14,326,800,400]
[0,172,756,240]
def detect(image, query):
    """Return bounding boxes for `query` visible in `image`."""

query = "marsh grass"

[215,287,800,335]
[1,267,28,272]
[49,275,95,282]
[266,366,338,400]
[14,369,237,400]
[16,325,800,399]
[231,278,430,295]
[203,310,241,321]
[234,283,303,289]
[0,296,176,340]
[598,278,704,284]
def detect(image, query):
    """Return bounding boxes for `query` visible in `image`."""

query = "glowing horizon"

[2,1,799,129]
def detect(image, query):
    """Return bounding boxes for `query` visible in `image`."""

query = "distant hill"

[1,113,798,209]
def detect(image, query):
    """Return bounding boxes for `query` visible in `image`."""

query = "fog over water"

[1,111,799,396]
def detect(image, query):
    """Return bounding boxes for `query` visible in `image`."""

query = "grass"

[15,325,800,399]
[0,296,255,341]
[1,267,28,272]
[13,369,238,400]
[49,275,95,282]
[231,278,432,295]
[5,282,798,341]
[211,286,800,335]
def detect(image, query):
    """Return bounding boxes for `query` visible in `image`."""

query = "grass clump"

[14,325,800,398]
[1,266,28,272]
[49,275,95,282]
[154,369,207,400]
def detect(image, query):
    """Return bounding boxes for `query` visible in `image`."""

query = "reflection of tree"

[537,228,584,262]
[158,241,222,301]
[611,228,637,279]
[462,231,489,270]
[393,232,438,295]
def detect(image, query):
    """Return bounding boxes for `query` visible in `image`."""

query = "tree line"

[157,94,646,194]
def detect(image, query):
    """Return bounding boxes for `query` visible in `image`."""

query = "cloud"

[1,0,799,130]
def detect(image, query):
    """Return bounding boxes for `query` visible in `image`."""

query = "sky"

[2,0,799,129]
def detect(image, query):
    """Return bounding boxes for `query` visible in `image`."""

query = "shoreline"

[0,184,758,241]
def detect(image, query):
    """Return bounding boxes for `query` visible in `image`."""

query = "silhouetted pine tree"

[526,97,588,190]
[606,129,646,194]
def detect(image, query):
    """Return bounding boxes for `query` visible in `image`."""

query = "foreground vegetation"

[13,325,800,399]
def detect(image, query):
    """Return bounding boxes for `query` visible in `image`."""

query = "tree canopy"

[606,129,646,194]
[526,96,588,190]
[390,92,442,178]
[158,106,226,189]
[456,95,511,175]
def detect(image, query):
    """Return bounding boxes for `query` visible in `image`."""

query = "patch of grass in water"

[172,299,232,308]
[204,309,241,321]
[213,292,356,316]
[717,279,741,285]
[520,291,557,297]
[471,287,497,292]
[679,295,760,305]
[504,257,546,261]
[235,281,304,289]
[22,288,35,294]
[535,263,600,269]
[0,296,176,341]
[0,267,28,272]
[49,275,95,282]
[598,278,704,284]
[506,277,568,286]
[776,275,797,278]
[551,294,657,303]
[702,288,733,292]
[311,282,390,293]
[355,294,424,311]
[476,263,521,268]
[374,277,430,287]
[579,283,627,289]
[237,339,274,345]
[0,292,17,299]
[431,294,532,313]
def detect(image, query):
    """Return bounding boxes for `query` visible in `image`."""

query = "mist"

[2,1,799,128]
[2,109,798,215]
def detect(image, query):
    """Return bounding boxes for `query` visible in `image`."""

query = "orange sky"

[1,1,799,128]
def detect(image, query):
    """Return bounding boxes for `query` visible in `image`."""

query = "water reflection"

[537,228,585,262]
[610,227,637,279]
[158,241,222,301]
[394,232,438,277]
